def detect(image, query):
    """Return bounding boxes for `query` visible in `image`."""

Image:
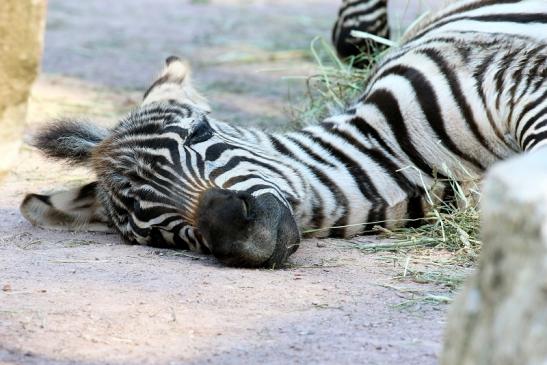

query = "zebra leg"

[20,122,112,232]
[332,0,389,67]
[518,104,547,153]
[516,86,547,152]
[510,49,547,152]
[20,182,112,232]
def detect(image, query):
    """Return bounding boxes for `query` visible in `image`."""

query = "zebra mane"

[32,119,109,165]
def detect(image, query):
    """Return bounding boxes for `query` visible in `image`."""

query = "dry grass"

[286,36,388,128]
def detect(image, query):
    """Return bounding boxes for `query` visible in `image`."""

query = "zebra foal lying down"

[21,0,547,267]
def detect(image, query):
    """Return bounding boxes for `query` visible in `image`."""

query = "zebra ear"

[142,56,211,112]
[32,120,109,166]
[20,182,112,232]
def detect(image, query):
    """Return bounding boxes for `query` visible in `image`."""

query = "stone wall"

[0,0,46,179]
[442,149,547,365]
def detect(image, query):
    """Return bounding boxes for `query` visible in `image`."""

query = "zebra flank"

[21,0,547,267]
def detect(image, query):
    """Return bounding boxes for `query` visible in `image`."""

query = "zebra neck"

[226,112,422,238]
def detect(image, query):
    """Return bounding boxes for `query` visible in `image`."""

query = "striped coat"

[21,0,547,267]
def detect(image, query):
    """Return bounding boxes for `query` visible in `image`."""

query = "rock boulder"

[0,0,46,179]
[442,149,547,365]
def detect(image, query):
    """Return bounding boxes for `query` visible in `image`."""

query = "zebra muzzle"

[196,188,300,268]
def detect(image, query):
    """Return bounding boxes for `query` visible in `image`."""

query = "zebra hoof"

[196,188,300,268]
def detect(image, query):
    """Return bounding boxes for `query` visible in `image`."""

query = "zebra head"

[21,57,300,268]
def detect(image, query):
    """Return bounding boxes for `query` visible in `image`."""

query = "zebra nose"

[197,188,253,233]
[196,188,259,266]
[196,188,300,268]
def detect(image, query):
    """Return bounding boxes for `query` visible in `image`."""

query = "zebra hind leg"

[332,0,390,68]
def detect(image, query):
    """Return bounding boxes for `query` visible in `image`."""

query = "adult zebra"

[21,0,547,267]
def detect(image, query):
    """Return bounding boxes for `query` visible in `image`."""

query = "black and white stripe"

[85,0,546,251]
[332,0,390,66]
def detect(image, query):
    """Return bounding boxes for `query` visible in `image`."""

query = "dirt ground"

[1,1,457,364]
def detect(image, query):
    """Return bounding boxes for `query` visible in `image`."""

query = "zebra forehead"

[92,102,204,153]
[114,101,206,132]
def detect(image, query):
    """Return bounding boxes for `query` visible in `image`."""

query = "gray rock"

[442,149,547,365]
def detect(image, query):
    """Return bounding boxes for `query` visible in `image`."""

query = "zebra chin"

[195,188,300,268]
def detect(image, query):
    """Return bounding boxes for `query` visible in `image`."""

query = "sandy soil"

[1,1,457,364]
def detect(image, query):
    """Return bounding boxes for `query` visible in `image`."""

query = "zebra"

[332,0,391,67]
[20,0,547,268]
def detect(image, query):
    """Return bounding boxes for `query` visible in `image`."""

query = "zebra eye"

[133,199,141,213]
[185,119,212,146]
